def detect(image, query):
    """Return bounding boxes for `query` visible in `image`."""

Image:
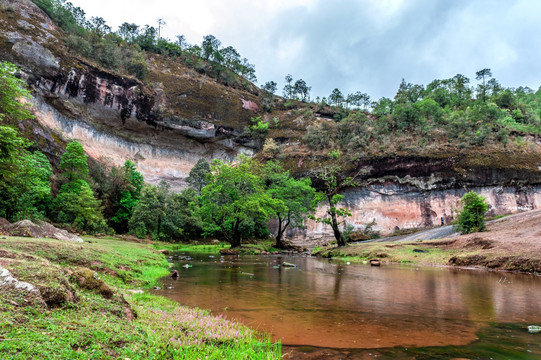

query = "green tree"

[283,74,294,99]
[110,160,144,232]
[186,158,210,194]
[456,191,488,234]
[12,151,52,220]
[56,179,107,232]
[129,181,169,239]
[59,141,89,181]
[55,140,106,232]
[310,150,359,247]
[201,34,221,61]
[198,157,279,247]
[165,188,203,240]
[475,68,492,102]
[329,88,344,107]
[262,81,277,94]
[293,79,311,102]
[264,161,317,249]
[0,61,53,221]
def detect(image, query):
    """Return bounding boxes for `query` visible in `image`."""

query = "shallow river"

[159,252,541,359]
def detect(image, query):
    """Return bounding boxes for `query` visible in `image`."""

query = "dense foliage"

[32,0,256,85]
[305,70,541,154]
[0,61,52,221]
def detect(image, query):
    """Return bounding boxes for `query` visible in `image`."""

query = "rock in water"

[282,262,297,268]
[528,325,541,333]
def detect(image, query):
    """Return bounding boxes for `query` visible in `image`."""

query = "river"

[158,252,541,359]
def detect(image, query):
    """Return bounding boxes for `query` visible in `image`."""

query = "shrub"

[455,191,488,234]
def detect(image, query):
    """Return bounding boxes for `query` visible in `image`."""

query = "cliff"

[2,0,541,237]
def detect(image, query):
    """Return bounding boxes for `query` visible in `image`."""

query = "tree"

[450,74,471,108]
[12,151,52,221]
[394,79,424,104]
[198,157,279,247]
[157,18,166,39]
[117,22,139,43]
[456,191,488,234]
[88,16,111,38]
[283,74,293,99]
[186,158,210,194]
[201,34,221,61]
[310,150,359,247]
[262,81,277,94]
[175,34,187,49]
[59,141,89,181]
[264,161,317,249]
[166,188,203,240]
[219,46,241,68]
[0,61,34,123]
[129,181,169,239]
[329,88,344,107]
[476,68,492,102]
[56,179,106,232]
[0,61,53,221]
[109,160,144,232]
[293,79,311,102]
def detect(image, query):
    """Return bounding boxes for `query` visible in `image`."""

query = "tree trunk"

[330,211,346,247]
[230,218,242,248]
[275,217,285,249]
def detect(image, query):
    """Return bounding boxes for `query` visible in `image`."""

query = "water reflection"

[159,254,541,349]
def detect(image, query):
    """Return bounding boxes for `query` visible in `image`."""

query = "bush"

[455,191,488,234]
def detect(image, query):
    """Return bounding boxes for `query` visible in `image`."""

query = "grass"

[155,240,281,255]
[316,239,464,267]
[0,236,280,359]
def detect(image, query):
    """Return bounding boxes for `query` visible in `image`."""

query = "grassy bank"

[316,237,541,273]
[0,236,280,359]
[156,241,284,255]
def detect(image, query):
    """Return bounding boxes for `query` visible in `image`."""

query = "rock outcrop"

[3,220,84,243]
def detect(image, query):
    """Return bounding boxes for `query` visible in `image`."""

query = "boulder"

[71,268,113,298]
[0,265,46,307]
[2,220,83,243]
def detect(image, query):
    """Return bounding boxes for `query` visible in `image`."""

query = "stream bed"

[158,252,541,359]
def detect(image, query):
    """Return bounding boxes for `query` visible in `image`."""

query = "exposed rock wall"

[287,184,541,241]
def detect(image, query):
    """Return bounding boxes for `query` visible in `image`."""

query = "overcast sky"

[69,0,541,101]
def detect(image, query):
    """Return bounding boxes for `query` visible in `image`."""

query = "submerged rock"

[528,325,541,333]
[282,262,297,268]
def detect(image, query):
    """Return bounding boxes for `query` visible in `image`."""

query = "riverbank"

[0,236,280,359]
[317,209,541,273]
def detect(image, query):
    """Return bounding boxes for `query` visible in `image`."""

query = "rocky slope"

[2,0,541,237]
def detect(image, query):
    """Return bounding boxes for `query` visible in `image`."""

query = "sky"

[68,0,541,101]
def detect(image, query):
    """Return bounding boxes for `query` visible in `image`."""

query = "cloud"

[69,0,541,99]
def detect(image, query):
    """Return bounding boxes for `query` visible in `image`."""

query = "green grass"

[317,240,463,267]
[0,236,280,359]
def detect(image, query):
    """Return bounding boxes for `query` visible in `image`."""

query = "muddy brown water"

[158,253,541,358]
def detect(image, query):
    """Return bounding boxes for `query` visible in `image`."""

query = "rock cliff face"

[0,0,261,188]
[2,0,541,238]
[287,184,541,241]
